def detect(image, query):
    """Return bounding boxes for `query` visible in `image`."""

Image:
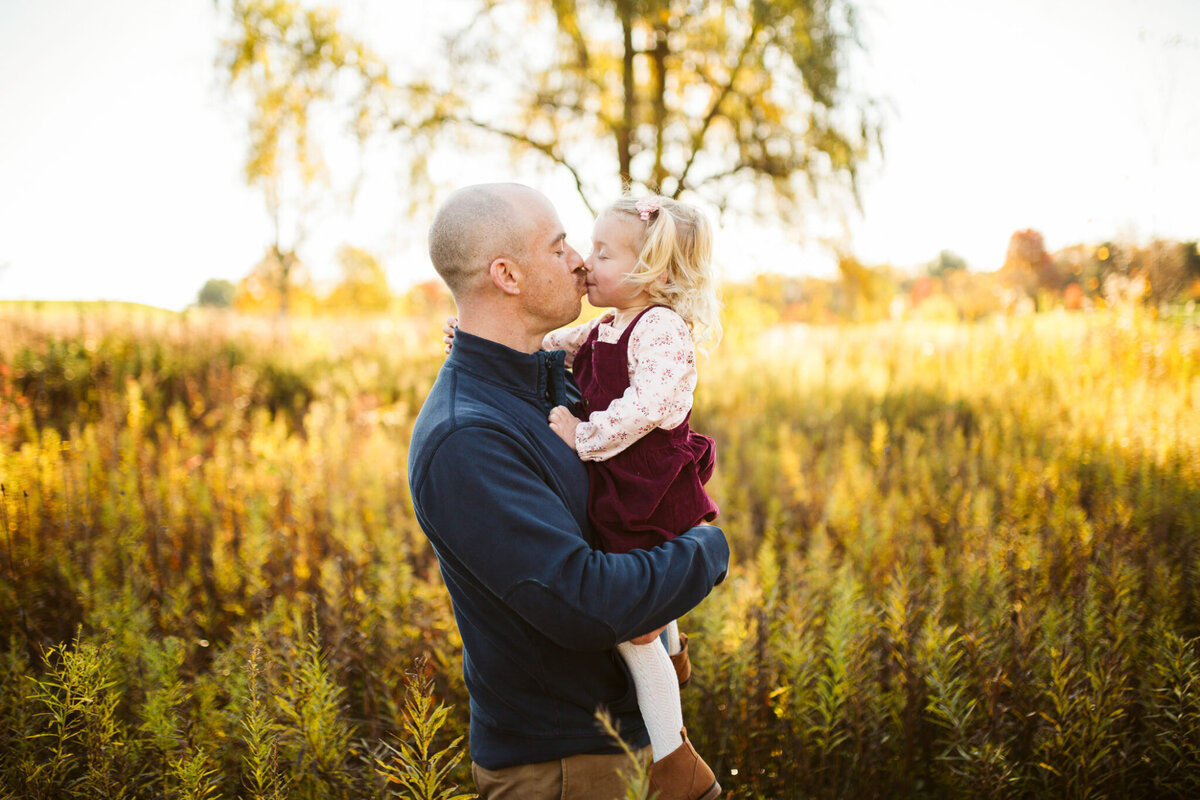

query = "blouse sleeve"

[574,307,697,461]
[542,316,604,369]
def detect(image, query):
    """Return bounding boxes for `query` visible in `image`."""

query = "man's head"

[428,184,585,347]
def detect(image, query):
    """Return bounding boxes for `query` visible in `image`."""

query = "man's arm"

[411,424,729,650]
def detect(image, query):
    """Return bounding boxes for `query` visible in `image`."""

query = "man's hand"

[442,317,458,354]
[630,625,667,645]
[548,406,580,451]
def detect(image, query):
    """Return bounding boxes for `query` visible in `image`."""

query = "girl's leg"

[616,639,684,761]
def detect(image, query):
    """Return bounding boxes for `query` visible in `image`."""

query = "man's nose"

[568,246,585,271]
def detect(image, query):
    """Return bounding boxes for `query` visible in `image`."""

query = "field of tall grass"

[1,303,1198,799]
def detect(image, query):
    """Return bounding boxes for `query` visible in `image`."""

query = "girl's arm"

[542,316,605,367]
[574,307,697,461]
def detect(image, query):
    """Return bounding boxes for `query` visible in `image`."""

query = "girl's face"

[584,212,652,311]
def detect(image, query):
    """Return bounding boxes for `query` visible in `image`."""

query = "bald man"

[407,184,729,799]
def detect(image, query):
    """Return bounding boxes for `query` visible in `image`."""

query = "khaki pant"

[471,747,652,800]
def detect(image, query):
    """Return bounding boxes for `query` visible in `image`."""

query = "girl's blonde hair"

[607,195,722,347]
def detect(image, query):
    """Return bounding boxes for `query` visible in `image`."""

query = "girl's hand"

[548,405,580,451]
[442,317,458,354]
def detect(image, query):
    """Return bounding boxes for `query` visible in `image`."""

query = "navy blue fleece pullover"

[407,329,729,770]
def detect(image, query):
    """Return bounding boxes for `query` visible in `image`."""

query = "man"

[408,183,729,799]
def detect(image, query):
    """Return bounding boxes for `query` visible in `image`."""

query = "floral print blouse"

[542,306,698,462]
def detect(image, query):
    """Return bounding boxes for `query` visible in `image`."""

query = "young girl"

[544,195,722,800]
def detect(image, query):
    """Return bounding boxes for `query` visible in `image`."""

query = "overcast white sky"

[0,0,1197,310]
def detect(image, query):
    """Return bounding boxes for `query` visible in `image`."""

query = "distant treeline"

[196,233,1200,325]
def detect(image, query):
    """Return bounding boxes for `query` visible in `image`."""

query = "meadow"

[1,302,1198,799]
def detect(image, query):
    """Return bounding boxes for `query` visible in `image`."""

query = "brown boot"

[670,632,691,688]
[648,727,720,800]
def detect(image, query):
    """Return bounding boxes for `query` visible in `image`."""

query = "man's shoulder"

[414,374,515,442]
[411,368,531,463]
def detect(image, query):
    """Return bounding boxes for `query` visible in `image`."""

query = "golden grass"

[1,305,1198,798]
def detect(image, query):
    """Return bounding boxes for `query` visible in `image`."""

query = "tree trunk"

[650,21,669,192]
[617,0,634,190]
[274,244,295,317]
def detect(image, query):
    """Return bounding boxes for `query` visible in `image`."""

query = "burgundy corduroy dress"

[572,307,719,554]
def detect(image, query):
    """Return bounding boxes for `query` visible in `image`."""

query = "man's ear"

[489,258,521,296]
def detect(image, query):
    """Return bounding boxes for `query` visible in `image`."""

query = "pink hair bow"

[635,197,661,221]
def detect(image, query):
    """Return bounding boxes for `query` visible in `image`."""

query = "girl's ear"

[489,257,521,296]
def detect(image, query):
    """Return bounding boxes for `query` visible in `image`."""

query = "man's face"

[518,194,586,330]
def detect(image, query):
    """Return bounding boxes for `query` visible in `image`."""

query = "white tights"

[616,620,684,762]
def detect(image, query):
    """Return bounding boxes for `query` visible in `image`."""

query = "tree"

[234,246,318,315]
[222,0,881,227]
[1186,242,1200,280]
[396,279,456,320]
[1136,240,1192,309]
[926,250,967,279]
[1001,229,1061,308]
[836,253,893,322]
[943,269,1003,321]
[197,279,236,308]
[324,246,392,313]
[218,0,385,314]
[1052,243,1105,302]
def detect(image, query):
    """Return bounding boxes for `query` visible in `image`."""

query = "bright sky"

[1,0,1197,311]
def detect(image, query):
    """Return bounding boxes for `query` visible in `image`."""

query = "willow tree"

[222,0,879,234]
[219,0,386,314]
[398,0,881,220]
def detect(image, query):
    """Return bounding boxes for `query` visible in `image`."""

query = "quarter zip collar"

[448,328,570,412]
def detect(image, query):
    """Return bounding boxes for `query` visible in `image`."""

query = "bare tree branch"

[460,117,598,216]
[672,22,762,198]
